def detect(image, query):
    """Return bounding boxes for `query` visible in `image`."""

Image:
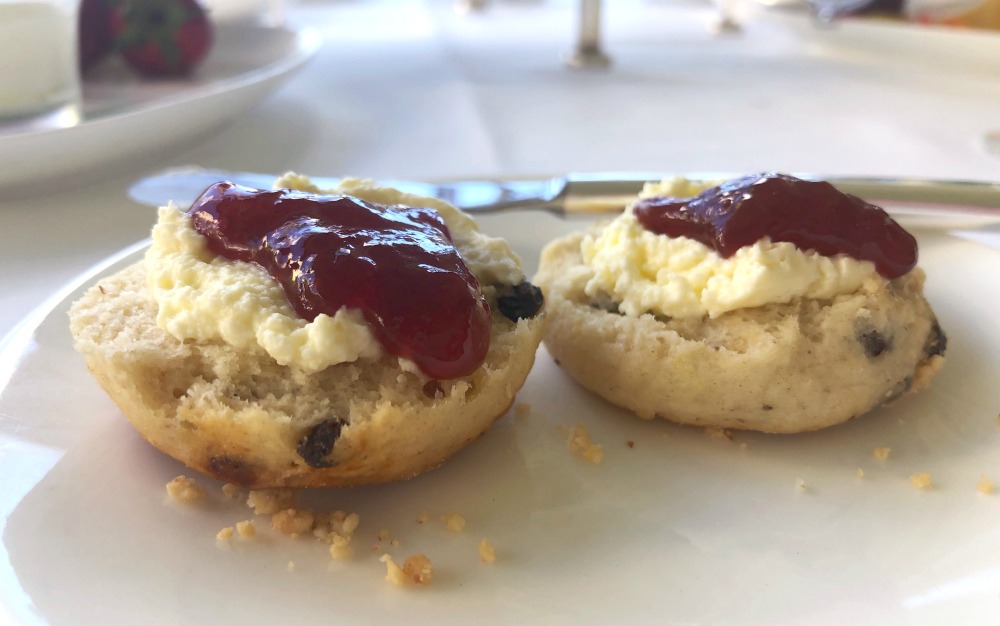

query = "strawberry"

[110,0,214,77]
[79,0,116,72]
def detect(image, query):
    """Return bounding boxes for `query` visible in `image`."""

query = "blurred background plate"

[0,22,320,193]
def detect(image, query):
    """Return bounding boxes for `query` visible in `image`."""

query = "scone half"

[69,178,545,488]
[534,176,946,434]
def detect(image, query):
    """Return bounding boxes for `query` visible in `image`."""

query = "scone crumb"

[247,488,297,515]
[271,508,315,535]
[342,512,361,535]
[403,554,433,585]
[287,560,295,572]
[514,402,532,418]
[166,475,206,503]
[739,442,748,451]
[417,511,431,524]
[626,440,635,449]
[236,520,256,538]
[873,447,891,461]
[566,423,604,464]
[314,511,360,559]
[856,468,865,479]
[910,472,933,489]
[478,538,496,564]
[378,528,390,542]
[795,478,807,492]
[379,553,433,587]
[221,483,243,499]
[216,526,234,541]
[329,535,353,560]
[379,554,408,587]
[390,539,400,547]
[705,426,733,441]
[977,475,994,494]
[442,513,466,532]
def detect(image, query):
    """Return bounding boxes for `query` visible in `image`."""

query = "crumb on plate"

[271,508,315,535]
[216,526,234,541]
[566,423,604,464]
[705,426,733,441]
[978,475,994,494]
[403,554,433,585]
[873,447,891,461]
[166,475,206,504]
[380,553,433,587]
[329,534,353,560]
[479,538,496,564]
[246,488,297,515]
[910,472,933,489]
[442,513,466,532]
[236,520,256,538]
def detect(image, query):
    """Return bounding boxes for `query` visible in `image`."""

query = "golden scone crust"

[69,263,544,488]
[534,232,945,434]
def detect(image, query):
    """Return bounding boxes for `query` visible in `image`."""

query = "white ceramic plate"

[2,212,1000,625]
[0,23,320,192]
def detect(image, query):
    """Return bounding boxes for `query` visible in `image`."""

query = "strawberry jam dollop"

[187,182,491,380]
[633,173,917,278]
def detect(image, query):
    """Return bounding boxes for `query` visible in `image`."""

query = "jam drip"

[633,173,917,278]
[188,182,491,380]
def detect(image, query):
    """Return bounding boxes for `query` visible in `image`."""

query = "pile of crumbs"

[167,475,495,588]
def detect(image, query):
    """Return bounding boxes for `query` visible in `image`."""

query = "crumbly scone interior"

[70,262,541,486]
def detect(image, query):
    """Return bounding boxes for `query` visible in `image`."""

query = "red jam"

[187,182,491,380]
[633,173,917,278]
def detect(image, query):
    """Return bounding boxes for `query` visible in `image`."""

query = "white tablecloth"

[3,0,1000,340]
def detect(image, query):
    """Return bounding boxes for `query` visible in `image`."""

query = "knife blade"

[129,166,1000,230]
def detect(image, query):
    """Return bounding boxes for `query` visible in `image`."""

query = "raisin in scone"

[69,174,545,488]
[534,173,945,434]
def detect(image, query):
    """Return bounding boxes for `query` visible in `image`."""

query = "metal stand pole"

[566,0,610,68]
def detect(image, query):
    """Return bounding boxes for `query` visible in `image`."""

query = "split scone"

[69,174,545,488]
[534,173,945,434]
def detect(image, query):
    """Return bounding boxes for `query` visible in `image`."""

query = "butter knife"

[129,166,1000,229]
